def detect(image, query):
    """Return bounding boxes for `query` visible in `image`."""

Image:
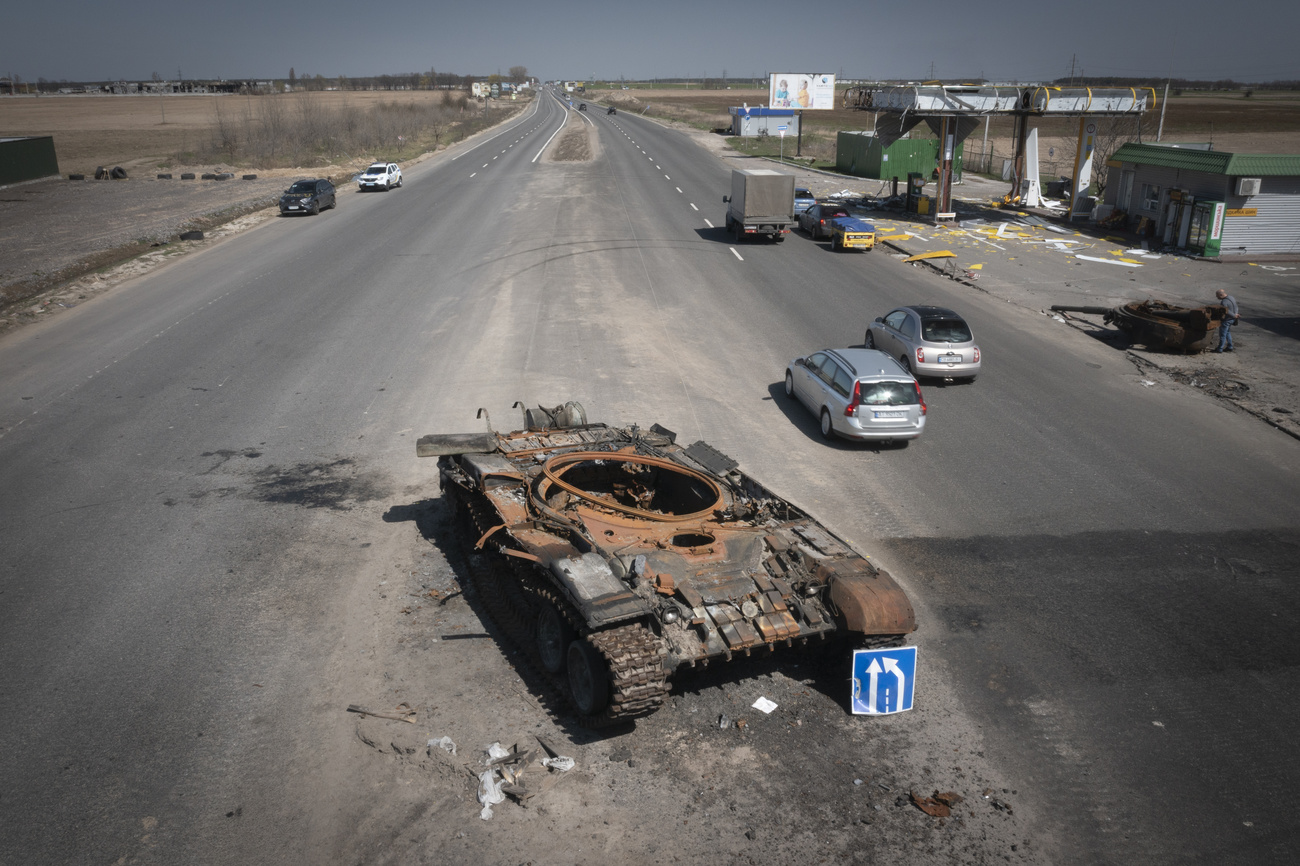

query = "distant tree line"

[1049,76,1300,92]
[18,65,533,94]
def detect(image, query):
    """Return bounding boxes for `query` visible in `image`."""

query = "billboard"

[769,73,836,110]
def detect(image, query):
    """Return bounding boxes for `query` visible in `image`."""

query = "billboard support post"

[796,110,803,157]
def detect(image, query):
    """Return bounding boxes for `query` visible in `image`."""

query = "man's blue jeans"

[1217,320,1234,351]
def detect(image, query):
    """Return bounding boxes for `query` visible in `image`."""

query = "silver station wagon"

[785,348,927,443]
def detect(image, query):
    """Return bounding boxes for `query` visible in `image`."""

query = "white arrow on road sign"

[865,658,882,712]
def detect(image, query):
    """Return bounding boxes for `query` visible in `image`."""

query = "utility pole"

[1069,54,1076,86]
[1156,80,1170,141]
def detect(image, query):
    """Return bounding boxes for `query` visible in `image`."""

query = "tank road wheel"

[536,603,574,674]
[567,638,611,716]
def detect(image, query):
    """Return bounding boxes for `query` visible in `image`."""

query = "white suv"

[785,348,927,444]
[357,162,402,191]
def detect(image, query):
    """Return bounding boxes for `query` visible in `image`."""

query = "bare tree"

[508,66,527,83]
[1089,115,1140,195]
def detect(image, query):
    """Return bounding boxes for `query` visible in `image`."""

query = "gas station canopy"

[842,84,1156,221]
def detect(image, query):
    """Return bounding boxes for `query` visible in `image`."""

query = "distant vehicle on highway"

[785,348,926,443]
[607,106,616,115]
[798,203,849,239]
[866,305,981,381]
[357,162,402,191]
[578,103,587,111]
[793,187,815,214]
[279,179,336,216]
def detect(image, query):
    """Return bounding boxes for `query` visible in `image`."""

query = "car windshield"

[288,181,315,193]
[859,382,919,406]
[795,189,812,198]
[366,165,386,173]
[921,318,974,343]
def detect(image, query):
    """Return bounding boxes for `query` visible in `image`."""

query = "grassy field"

[0,90,527,175]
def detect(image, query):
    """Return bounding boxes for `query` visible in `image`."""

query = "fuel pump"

[905,172,927,214]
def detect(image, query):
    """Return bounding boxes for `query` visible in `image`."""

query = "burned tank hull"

[1102,300,1227,353]
[419,405,917,728]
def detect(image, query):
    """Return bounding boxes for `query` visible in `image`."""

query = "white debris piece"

[752,696,778,714]
[428,736,457,755]
[478,769,506,820]
[1074,254,1142,268]
[541,756,575,772]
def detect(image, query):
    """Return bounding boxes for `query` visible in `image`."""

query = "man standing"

[1214,289,1240,353]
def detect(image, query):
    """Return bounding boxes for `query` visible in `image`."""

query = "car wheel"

[900,354,913,376]
[819,409,834,440]
[784,371,795,397]
[536,603,573,674]
[310,201,320,215]
[567,638,611,716]
[961,375,977,383]
[865,331,876,349]
[397,177,402,187]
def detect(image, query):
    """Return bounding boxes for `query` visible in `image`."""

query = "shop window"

[1141,183,1160,212]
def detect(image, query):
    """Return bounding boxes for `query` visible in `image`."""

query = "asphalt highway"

[1,89,1297,864]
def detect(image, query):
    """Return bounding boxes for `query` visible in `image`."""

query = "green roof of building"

[1111,143,1300,176]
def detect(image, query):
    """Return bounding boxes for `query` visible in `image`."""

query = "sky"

[5,0,1299,85]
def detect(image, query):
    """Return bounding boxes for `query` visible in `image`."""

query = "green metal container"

[0,136,60,186]
[836,131,963,181]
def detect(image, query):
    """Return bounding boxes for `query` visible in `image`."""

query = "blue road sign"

[851,646,917,715]
[777,124,789,131]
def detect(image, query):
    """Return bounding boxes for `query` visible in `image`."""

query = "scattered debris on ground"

[475,737,575,820]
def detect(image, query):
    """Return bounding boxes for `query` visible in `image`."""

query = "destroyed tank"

[419,402,917,727]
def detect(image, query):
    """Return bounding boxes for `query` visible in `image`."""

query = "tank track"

[457,487,670,727]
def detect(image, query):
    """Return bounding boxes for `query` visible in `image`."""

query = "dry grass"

[0,90,523,174]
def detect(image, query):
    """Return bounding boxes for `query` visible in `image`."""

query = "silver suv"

[785,348,927,443]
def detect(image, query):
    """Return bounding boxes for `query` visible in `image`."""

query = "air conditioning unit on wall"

[1237,177,1261,196]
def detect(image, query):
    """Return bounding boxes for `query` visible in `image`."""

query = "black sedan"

[279,178,336,216]
[798,203,849,239]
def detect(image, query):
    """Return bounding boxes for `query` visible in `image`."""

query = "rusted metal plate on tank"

[793,524,850,556]
[552,553,627,601]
